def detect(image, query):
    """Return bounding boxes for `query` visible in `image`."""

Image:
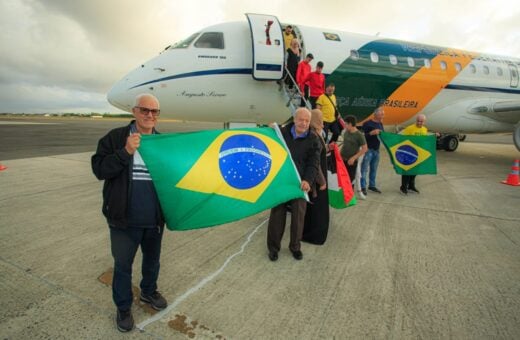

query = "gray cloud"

[1,0,518,113]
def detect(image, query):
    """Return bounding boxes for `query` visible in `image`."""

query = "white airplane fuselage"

[107,15,520,150]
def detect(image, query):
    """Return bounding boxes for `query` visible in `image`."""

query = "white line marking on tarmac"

[137,218,267,331]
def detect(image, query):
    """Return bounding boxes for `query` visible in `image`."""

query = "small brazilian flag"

[138,127,305,230]
[380,131,437,175]
[323,32,341,41]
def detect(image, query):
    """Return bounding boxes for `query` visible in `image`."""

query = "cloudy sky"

[1,0,519,113]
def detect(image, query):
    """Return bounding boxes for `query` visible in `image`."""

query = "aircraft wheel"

[443,135,459,152]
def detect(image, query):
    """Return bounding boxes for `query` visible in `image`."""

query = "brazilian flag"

[138,127,305,230]
[380,131,437,175]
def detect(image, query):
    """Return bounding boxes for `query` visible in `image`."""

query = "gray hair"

[294,107,312,119]
[134,93,159,108]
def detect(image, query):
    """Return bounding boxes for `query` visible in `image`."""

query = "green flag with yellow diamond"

[380,131,437,175]
[138,127,305,231]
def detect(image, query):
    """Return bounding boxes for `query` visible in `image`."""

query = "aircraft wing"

[492,101,520,113]
[468,100,520,124]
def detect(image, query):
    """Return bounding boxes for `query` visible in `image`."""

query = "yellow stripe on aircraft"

[383,49,477,125]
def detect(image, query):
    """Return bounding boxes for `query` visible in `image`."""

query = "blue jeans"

[110,226,164,311]
[360,148,380,189]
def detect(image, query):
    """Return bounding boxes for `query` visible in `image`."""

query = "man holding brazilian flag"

[138,125,307,231]
[379,114,437,194]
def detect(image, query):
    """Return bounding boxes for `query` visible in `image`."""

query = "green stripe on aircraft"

[327,39,441,121]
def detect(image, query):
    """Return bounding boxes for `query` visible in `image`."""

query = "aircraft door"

[509,64,519,88]
[245,13,284,80]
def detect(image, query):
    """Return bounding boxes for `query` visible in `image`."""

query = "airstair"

[279,67,312,116]
[245,13,311,119]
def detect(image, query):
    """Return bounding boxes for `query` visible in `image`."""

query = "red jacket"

[305,72,325,97]
[296,61,311,92]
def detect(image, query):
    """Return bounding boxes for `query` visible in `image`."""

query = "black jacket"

[91,121,165,229]
[281,123,321,186]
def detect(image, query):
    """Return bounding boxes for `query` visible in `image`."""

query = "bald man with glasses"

[92,93,168,332]
[399,114,430,195]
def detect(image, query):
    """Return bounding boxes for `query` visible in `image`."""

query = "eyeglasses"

[135,106,160,116]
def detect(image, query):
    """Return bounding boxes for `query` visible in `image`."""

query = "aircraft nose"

[107,78,133,112]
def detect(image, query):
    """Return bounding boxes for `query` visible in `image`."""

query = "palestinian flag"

[327,143,356,209]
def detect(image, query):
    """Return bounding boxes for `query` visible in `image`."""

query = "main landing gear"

[436,134,465,152]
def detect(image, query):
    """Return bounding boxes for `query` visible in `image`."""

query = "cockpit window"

[194,32,224,49]
[169,32,200,49]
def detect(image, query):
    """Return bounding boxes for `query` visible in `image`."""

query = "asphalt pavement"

[0,117,519,339]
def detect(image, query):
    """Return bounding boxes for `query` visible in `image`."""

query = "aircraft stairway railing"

[280,66,312,116]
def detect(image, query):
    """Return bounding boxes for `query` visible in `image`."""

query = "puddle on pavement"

[97,268,157,315]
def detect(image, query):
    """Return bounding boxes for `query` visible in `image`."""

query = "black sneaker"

[361,188,368,195]
[408,187,420,194]
[291,250,303,260]
[368,187,382,193]
[400,187,408,195]
[268,251,278,262]
[116,309,134,332]
[140,291,167,311]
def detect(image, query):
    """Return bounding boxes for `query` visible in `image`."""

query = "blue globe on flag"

[395,144,418,166]
[219,134,272,189]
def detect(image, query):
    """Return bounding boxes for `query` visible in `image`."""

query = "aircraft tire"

[443,135,459,152]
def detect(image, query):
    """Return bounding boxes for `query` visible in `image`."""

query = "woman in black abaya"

[302,109,330,244]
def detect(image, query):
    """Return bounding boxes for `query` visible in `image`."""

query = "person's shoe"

[400,187,408,195]
[268,251,278,262]
[408,187,420,194]
[140,291,168,311]
[368,187,382,193]
[116,309,134,332]
[291,250,303,260]
[361,188,368,195]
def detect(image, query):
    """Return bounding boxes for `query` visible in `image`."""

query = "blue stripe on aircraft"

[446,84,520,94]
[130,68,252,89]
[363,39,441,60]
[129,67,520,96]
[256,64,282,71]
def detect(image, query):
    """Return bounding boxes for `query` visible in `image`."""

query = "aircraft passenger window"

[483,65,489,75]
[370,52,379,63]
[170,32,200,49]
[440,61,447,71]
[497,67,503,76]
[350,50,359,61]
[194,32,224,49]
[469,64,476,73]
[454,63,462,72]
[423,59,431,68]
[407,57,415,67]
[389,54,398,65]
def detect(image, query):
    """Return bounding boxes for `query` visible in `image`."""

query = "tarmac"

[0,116,519,339]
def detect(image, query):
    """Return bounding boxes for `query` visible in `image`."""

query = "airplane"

[107,13,520,152]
